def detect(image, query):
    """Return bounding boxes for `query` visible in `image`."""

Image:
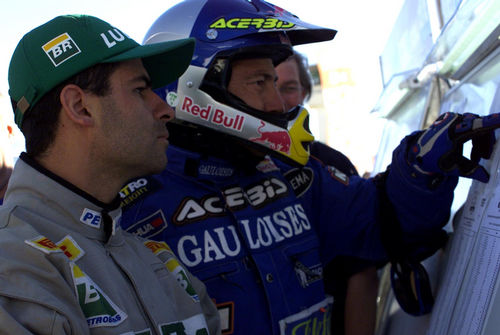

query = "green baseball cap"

[8,14,195,128]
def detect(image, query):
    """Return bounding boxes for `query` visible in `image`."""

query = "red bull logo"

[180,96,245,132]
[250,121,291,154]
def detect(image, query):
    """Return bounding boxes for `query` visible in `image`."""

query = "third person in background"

[276,50,378,335]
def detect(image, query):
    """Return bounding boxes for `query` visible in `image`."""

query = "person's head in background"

[276,51,312,111]
[0,94,14,201]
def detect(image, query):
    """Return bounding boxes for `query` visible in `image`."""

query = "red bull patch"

[250,121,291,154]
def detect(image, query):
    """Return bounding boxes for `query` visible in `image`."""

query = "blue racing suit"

[120,136,457,335]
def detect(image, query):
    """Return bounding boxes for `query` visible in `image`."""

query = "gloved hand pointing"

[409,112,500,183]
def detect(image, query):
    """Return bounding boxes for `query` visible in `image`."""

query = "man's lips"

[157,130,169,141]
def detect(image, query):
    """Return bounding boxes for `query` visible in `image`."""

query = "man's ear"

[59,84,94,126]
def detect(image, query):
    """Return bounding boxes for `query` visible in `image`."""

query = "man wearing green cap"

[0,14,220,334]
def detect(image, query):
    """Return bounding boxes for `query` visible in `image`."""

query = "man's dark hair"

[290,51,312,102]
[21,62,120,158]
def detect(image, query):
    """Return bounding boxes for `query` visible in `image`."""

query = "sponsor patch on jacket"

[175,203,311,267]
[71,262,127,328]
[158,314,209,335]
[126,210,167,239]
[25,236,63,254]
[279,296,333,335]
[327,166,349,185]
[283,167,314,197]
[57,235,85,261]
[120,176,161,209]
[256,156,280,173]
[26,235,85,261]
[27,235,126,329]
[294,261,323,288]
[165,258,200,303]
[143,242,200,303]
[172,176,289,225]
[80,208,102,229]
[216,301,235,334]
[143,239,172,256]
[198,163,234,177]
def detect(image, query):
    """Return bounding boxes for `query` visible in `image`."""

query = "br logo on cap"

[42,33,81,67]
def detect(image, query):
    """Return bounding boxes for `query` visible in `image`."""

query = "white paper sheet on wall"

[448,191,500,335]
[427,136,500,335]
[427,178,489,335]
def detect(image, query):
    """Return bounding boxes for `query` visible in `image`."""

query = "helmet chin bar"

[279,106,315,165]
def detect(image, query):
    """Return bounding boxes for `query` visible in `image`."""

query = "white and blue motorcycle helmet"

[145,0,336,166]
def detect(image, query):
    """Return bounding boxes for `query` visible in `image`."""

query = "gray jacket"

[0,154,221,335]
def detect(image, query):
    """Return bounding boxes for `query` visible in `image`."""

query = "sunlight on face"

[228,58,285,114]
[276,58,306,111]
[94,59,173,179]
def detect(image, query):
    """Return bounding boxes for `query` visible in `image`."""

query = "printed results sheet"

[428,143,500,335]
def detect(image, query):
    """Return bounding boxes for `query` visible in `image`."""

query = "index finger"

[453,113,500,142]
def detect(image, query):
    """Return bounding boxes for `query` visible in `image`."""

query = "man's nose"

[151,91,175,122]
[263,84,286,114]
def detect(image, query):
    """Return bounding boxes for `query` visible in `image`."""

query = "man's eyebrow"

[248,68,274,77]
[263,72,278,82]
[280,79,300,85]
[129,74,152,87]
